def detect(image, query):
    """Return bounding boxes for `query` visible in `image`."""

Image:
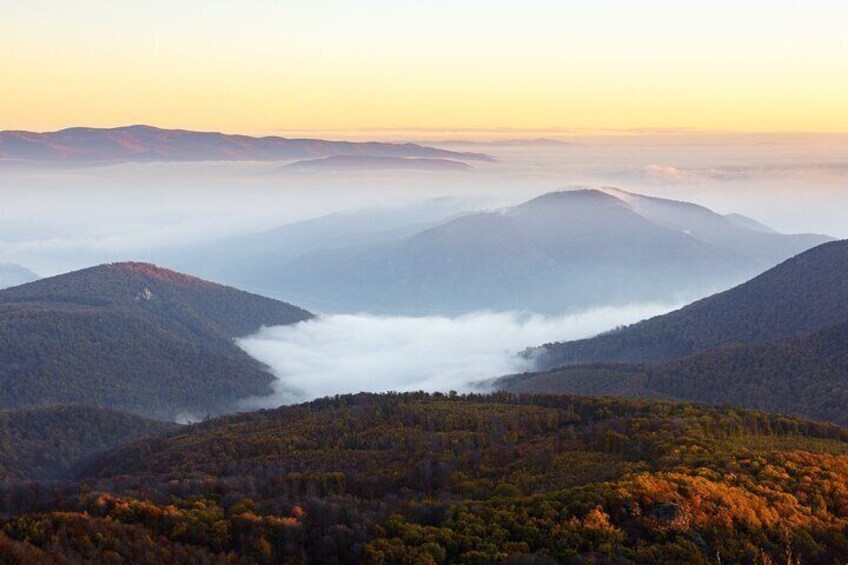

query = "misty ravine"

[235,304,675,406]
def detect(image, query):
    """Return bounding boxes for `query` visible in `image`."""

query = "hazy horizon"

[3,133,846,278]
[2,0,847,414]
[5,1,848,135]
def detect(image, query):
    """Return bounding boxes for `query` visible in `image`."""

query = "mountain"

[0,262,312,420]
[230,189,830,314]
[153,199,471,301]
[0,263,38,289]
[0,125,494,163]
[598,187,825,265]
[643,319,848,424]
[529,239,848,369]
[284,154,473,171]
[0,404,174,481]
[7,392,846,563]
[723,212,778,234]
[499,318,848,426]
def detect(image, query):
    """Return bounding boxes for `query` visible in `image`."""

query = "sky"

[3,0,848,136]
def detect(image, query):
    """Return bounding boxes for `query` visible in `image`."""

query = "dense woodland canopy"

[530,240,848,369]
[3,392,848,563]
[501,241,848,429]
[0,405,173,481]
[500,317,848,427]
[0,262,312,420]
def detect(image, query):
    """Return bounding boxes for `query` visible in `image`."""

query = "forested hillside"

[531,239,848,369]
[0,405,173,481]
[0,262,312,419]
[646,318,848,424]
[4,393,848,563]
[501,317,848,426]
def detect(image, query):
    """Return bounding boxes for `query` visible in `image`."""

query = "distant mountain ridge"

[0,262,312,419]
[0,263,38,289]
[284,154,473,171]
[596,187,826,264]
[218,188,830,314]
[0,125,494,163]
[155,200,472,300]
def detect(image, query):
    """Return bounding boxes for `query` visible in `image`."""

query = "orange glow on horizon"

[3,1,847,137]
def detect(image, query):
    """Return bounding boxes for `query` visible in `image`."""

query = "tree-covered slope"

[501,318,848,426]
[0,263,313,420]
[645,318,848,424]
[0,404,173,481]
[1,393,838,563]
[531,239,848,369]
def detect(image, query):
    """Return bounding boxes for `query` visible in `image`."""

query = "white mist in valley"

[237,304,675,407]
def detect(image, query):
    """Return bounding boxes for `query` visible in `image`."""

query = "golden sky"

[3,0,847,137]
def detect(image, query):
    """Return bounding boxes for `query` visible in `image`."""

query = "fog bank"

[237,304,674,407]
[3,135,847,277]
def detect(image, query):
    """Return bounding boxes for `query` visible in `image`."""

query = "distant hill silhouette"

[0,263,38,289]
[0,125,493,162]
[222,188,829,314]
[0,263,312,419]
[284,154,472,171]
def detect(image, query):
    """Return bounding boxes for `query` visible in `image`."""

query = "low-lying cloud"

[237,304,674,408]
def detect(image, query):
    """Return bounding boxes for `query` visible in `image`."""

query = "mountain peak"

[512,188,629,213]
[0,262,313,420]
[0,262,312,336]
[119,124,164,132]
[597,186,639,201]
[531,188,623,202]
[101,261,216,287]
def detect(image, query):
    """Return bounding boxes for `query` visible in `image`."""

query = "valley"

[6,2,848,561]
[1,127,847,564]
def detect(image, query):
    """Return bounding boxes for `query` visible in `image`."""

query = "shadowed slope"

[0,263,312,420]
